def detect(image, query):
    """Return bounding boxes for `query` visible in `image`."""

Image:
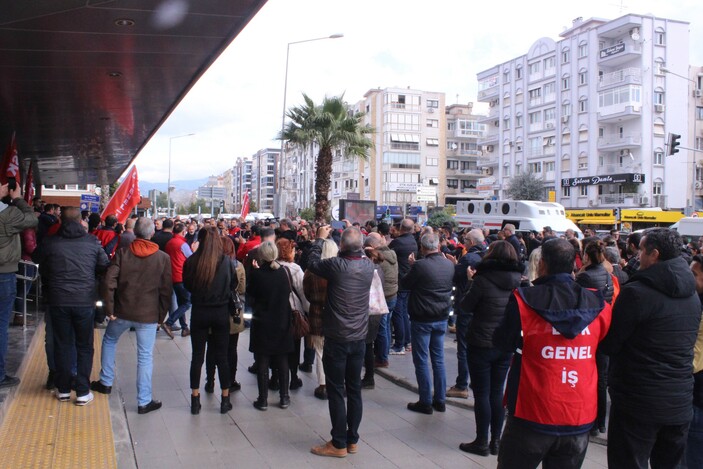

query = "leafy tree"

[155,192,169,209]
[427,209,456,229]
[184,198,209,214]
[299,207,315,222]
[280,94,374,222]
[506,172,544,201]
[248,200,258,213]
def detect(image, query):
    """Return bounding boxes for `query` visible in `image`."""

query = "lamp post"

[661,67,698,213]
[167,133,195,217]
[276,33,343,218]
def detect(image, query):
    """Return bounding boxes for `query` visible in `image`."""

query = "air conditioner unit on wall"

[545,122,554,129]
[695,89,702,98]
[427,107,435,113]
[562,116,569,123]
[487,145,494,152]
[654,104,665,113]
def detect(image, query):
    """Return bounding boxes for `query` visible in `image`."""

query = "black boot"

[204,379,215,394]
[220,394,232,414]
[489,438,500,456]
[459,439,489,456]
[361,374,375,389]
[191,395,201,415]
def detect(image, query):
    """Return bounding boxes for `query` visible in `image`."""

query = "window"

[529,111,541,124]
[544,107,556,122]
[544,57,555,73]
[504,117,511,130]
[562,76,570,89]
[448,122,456,131]
[653,182,663,195]
[579,98,588,113]
[516,67,522,79]
[655,31,665,45]
[385,113,420,131]
[696,107,703,120]
[426,157,438,166]
[529,87,542,105]
[655,60,666,75]
[503,70,510,83]
[427,99,439,108]
[426,119,438,128]
[447,141,456,150]
[562,49,570,63]
[562,186,571,197]
[579,71,587,85]
[383,152,421,169]
[654,151,664,165]
[515,114,523,127]
[654,90,665,105]
[544,82,556,99]
[529,62,540,75]
[447,160,459,170]
[426,138,439,146]
[447,179,458,188]
[529,162,542,173]
[545,161,555,172]
[579,185,588,196]
[697,137,703,151]
[562,103,571,115]
[598,84,642,108]
[504,165,510,177]
[578,42,588,58]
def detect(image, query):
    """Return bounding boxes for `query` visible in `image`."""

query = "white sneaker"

[75,392,94,406]
[56,391,71,402]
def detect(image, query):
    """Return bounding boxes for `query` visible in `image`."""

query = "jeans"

[410,320,447,405]
[467,345,512,441]
[498,416,589,469]
[166,283,190,328]
[323,338,365,450]
[686,404,703,469]
[454,313,472,390]
[45,308,77,374]
[375,296,396,362]
[99,318,157,406]
[607,404,689,469]
[51,306,94,396]
[391,291,411,349]
[190,305,230,390]
[0,273,15,381]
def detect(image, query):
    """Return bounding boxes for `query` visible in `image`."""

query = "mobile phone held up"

[330,220,345,231]
[7,177,16,191]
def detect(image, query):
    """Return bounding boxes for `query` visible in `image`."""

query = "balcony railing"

[458,169,484,175]
[598,163,640,173]
[598,193,640,205]
[597,133,642,148]
[390,142,419,151]
[598,67,642,88]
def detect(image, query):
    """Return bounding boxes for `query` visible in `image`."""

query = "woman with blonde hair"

[183,227,238,415]
[247,241,294,410]
[303,238,339,400]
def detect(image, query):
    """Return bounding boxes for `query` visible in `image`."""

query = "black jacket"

[453,244,485,314]
[601,256,701,424]
[246,263,293,355]
[33,221,110,307]
[401,252,454,323]
[463,259,523,348]
[307,241,374,342]
[575,263,614,303]
[390,233,418,283]
[183,255,237,307]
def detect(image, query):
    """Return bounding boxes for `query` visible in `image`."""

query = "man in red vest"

[494,238,612,468]
[94,214,120,258]
[162,222,193,338]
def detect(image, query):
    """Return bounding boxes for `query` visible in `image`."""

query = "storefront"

[620,209,685,230]
[566,209,616,230]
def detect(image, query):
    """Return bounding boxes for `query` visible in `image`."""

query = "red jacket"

[165,235,192,283]
[236,235,260,262]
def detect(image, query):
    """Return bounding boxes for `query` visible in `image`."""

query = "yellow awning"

[620,210,685,223]
[576,217,616,225]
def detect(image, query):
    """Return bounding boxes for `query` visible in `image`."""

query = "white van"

[671,217,703,240]
[455,200,583,238]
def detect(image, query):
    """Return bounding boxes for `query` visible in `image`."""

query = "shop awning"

[621,210,685,224]
[576,217,616,225]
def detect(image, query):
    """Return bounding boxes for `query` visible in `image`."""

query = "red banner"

[23,162,34,203]
[240,190,250,219]
[0,133,20,185]
[101,166,141,224]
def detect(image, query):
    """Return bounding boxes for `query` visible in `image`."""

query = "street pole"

[167,133,195,217]
[277,34,343,218]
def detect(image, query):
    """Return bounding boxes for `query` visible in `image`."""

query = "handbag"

[369,269,389,315]
[227,258,245,334]
[283,266,310,339]
[229,309,245,334]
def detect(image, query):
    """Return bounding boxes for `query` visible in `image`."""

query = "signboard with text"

[561,173,645,187]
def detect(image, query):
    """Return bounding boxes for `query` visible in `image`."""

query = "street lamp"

[276,33,344,218]
[167,133,195,217]
[661,67,699,213]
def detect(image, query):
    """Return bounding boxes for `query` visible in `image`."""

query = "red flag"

[101,166,141,224]
[0,133,20,185]
[23,162,34,203]
[240,190,250,219]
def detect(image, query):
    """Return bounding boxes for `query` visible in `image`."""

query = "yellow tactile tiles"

[0,325,116,469]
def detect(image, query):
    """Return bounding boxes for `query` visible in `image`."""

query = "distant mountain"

[139,178,208,193]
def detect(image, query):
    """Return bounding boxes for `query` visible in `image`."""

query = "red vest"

[94,229,119,257]
[165,236,188,283]
[514,293,612,427]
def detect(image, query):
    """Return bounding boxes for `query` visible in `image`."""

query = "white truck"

[454,200,583,238]
[671,217,703,241]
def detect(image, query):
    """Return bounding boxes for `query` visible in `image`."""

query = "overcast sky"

[133,0,703,183]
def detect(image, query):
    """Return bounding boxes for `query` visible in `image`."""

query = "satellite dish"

[631,32,640,41]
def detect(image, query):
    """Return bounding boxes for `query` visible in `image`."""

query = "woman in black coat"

[459,240,524,457]
[247,241,294,410]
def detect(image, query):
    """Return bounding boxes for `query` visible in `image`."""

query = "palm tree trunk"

[314,146,333,222]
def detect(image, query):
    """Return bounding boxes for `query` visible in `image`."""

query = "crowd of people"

[0,184,701,467]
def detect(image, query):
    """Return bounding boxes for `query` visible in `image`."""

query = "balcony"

[478,156,499,167]
[525,146,556,159]
[389,142,419,151]
[597,104,641,123]
[597,133,642,150]
[598,192,641,206]
[446,148,482,158]
[598,67,642,89]
[478,133,499,146]
[458,169,484,176]
[598,40,642,66]
[478,83,499,101]
[598,162,641,173]
[460,188,480,195]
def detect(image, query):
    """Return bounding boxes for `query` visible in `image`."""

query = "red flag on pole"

[0,133,20,185]
[23,162,34,203]
[101,166,141,224]
[240,190,250,219]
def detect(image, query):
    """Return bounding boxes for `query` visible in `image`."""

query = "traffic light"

[219,200,225,209]
[667,132,681,156]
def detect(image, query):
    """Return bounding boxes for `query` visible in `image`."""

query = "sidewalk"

[110,326,608,469]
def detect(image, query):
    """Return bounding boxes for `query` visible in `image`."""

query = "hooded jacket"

[462,258,524,348]
[575,263,614,303]
[0,198,38,273]
[600,256,701,424]
[33,220,110,306]
[376,245,399,298]
[100,238,172,324]
[496,273,611,435]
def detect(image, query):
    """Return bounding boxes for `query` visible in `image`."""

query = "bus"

[455,200,583,238]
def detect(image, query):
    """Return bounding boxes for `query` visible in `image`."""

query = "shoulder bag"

[369,269,390,315]
[283,266,310,339]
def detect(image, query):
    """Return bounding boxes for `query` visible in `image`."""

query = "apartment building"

[232,157,252,213]
[251,148,279,213]
[476,14,691,210]
[444,104,488,204]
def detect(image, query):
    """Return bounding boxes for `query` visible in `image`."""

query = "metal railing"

[14,260,40,330]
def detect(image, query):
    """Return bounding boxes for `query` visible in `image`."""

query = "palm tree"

[280,94,374,222]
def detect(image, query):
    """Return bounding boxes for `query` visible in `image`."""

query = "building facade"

[232,157,252,213]
[251,148,279,213]
[476,14,690,210]
[444,104,488,204]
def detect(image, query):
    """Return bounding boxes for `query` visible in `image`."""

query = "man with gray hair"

[92,217,172,415]
[389,218,418,354]
[605,246,628,285]
[307,226,375,458]
[401,232,454,414]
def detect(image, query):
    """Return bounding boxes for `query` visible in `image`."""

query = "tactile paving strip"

[0,324,116,469]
